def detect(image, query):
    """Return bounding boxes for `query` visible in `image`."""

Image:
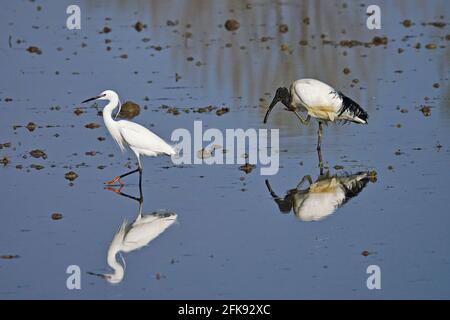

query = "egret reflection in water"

[265,171,376,222]
[89,188,177,284]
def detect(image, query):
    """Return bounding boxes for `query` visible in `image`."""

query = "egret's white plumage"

[82,90,175,185]
[104,207,177,284]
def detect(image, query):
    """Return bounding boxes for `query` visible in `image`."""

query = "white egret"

[104,209,177,284]
[266,171,374,221]
[263,79,369,166]
[89,189,177,284]
[82,90,175,186]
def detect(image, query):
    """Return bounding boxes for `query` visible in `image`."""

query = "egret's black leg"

[120,168,140,179]
[105,167,140,185]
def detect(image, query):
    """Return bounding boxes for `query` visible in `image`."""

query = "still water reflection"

[265,171,375,221]
[90,188,177,284]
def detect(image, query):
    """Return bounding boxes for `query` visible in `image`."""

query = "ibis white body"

[266,172,372,222]
[290,79,368,124]
[264,78,368,160]
[292,172,370,221]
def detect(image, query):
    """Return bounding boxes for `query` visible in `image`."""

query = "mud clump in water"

[433,83,440,88]
[224,19,240,31]
[361,250,371,257]
[26,122,37,132]
[30,149,47,159]
[425,43,437,49]
[343,67,351,75]
[73,108,84,116]
[216,107,230,116]
[334,165,344,170]
[372,36,388,46]
[51,213,63,220]
[279,24,289,33]
[402,19,413,27]
[1,157,10,166]
[420,106,431,117]
[367,170,377,182]
[424,21,447,28]
[239,163,255,174]
[0,142,11,149]
[280,43,290,52]
[133,21,147,32]
[339,40,364,48]
[85,151,98,156]
[1,254,20,259]
[194,105,215,113]
[27,46,42,54]
[166,20,179,27]
[85,123,100,129]
[65,171,78,181]
[167,107,180,116]
[30,164,44,170]
[118,101,140,119]
[101,26,112,34]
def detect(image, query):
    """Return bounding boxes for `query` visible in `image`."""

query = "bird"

[263,79,368,166]
[89,189,177,284]
[82,90,176,187]
[265,171,374,222]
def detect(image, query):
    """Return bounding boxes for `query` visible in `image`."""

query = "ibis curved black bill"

[263,95,281,124]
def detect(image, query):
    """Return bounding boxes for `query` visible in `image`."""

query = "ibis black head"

[263,87,291,124]
[265,179,293,213]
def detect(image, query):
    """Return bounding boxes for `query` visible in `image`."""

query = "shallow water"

[0,0,449,299]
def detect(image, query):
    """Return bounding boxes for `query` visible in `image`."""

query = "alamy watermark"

[170,121,280,176]
[66,5,81,30]
[66,265,81,290]
[366,5,381,29]
[366,265,381,290]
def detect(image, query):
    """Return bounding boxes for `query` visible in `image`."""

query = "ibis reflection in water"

[89,187,177,284]
[265,171,376,222]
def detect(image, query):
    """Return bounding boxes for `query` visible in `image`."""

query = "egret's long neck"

[103,96,119,128]
[102,94,125,152]
[105,248,125,283]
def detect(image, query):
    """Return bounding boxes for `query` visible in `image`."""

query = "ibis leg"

[317,121,323,151]
[296,175,313,189]
[317,121,324,174]
[292,110,311,125]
